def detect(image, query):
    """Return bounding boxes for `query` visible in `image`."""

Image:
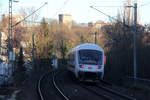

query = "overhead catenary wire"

[91,4,138,82]
[90,6,120,22]
[12,2,48,27]
[90,6,130,27]
[53,0,71,17]
[93,5,122,8]
[90,0,124,3]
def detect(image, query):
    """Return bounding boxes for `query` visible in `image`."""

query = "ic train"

[67,43,105,81]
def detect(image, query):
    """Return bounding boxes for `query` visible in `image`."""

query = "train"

[67,43,106,82]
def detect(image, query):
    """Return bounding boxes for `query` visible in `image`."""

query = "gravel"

[16,69,47,100]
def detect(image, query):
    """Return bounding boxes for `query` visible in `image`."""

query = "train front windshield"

[78,50,102,65]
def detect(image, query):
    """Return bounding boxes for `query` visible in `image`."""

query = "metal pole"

[133,3,137,79]
[32,32,35,69]
[8,0,19,78]
[95,32,97,44]
[8,0,13,80]
[0,32,2,54]
[8,0,13,58]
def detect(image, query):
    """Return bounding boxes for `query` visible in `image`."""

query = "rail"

[96,84,136,100]
[52,71,70,100]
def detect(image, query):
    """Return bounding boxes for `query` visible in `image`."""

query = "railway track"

[53,71,70,100]
[79,81,136,100]
[38,70,70,100]
[38,69,136,100]
[54,70,122,100]
[54,70,109,100]
[38,71,50,100]
[99,80,136,99]
[95,84,136,100]
[80,84,115,100]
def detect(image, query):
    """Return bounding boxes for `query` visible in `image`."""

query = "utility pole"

[133,3,137,79]
[8,0,19,76]
[90,3,138,80]
[0,32,2,54]
[8,2,47,70]
[32,32,35,69]
[94,32,97,44]
[8,0,13,60]
[125,2,138,80]
[8,0,19,61]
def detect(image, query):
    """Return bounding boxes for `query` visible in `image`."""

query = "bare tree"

[19,7,39,26]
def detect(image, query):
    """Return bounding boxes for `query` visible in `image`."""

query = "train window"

[68,52,75,68]
[78,50,102,65]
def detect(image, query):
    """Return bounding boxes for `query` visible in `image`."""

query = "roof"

[72,43,104,52]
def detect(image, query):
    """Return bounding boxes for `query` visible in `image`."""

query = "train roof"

[71,43,104,52]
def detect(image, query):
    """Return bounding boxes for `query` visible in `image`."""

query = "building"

[59,14,72,28]
[0,32,8,61]
[94,20,106,28]
[2,14,24,26]
[77,23,88,27]
[88,21,108,43]
[2,14,24,22]
[88,20,106,29]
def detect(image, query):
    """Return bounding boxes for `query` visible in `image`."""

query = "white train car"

[67,43,105,81]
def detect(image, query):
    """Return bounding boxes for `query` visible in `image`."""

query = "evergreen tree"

[14,47,26,86]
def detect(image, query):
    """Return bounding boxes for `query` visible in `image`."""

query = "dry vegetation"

[0,5,150,84]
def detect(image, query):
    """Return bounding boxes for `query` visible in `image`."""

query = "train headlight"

[80,65,85,68]
[96,65,101,69]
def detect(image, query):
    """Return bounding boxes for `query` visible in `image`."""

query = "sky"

[0,0,150,24]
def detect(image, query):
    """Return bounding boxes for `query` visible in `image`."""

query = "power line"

[90,6,120,23]
[53,0,71,17]
[90,0,124,3]
[12,2,48,27]
[93,5,122,8]
[91,4,138,82]
[90,6,130,28]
